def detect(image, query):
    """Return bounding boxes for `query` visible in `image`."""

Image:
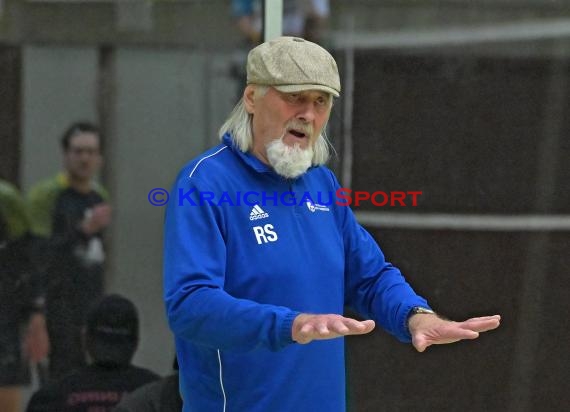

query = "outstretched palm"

[411,315,501,352]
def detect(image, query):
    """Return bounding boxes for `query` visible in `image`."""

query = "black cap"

[85,294,140,365]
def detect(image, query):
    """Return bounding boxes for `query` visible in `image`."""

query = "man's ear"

[243,85,257,114]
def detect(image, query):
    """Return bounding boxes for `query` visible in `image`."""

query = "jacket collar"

[222,133,275,175]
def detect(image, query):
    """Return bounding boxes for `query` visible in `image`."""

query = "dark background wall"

[351,52,568,214]
[348,230,569,412]
[345,52,569,412]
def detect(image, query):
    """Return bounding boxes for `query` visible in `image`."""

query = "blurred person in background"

[27,121,111,381]
[0,179,49,412]
[112,356,182,412]
[26,294,160,412]
[232,0,330,46]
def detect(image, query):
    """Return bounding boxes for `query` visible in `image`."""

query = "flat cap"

[247,36,341,97]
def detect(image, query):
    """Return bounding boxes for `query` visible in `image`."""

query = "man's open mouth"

[288,129,306,138]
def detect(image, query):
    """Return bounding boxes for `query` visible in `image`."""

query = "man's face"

[63,132,102,181]
[244,86,332,164]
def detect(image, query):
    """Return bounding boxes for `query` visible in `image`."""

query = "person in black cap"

[26,294,159,412]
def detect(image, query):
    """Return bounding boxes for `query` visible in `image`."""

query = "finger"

[343,318,375,332]
[300,323,315,336]
[461,318,501,332]
[344,319,375,335]
[468,321,500,333]
[423,323,478,341]
[316,323,330,336]
[296,331,312,344]
[460,330,479,340]
[461,318,499,327]
[360,319,376,332]
[413,337,428,353]
[340,317,362,329]
[414,332,474,351]
[330,319,350,335]
[465,315,501,322]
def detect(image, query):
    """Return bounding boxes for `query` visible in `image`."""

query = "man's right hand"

[81,203,112,235]
[292,314,375,344]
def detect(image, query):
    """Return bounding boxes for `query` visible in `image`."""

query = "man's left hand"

[409,314,501,352]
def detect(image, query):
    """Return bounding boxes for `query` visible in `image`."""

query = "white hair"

[218,86,333,166]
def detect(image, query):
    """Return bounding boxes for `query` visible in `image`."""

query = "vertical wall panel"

[0,45,21,184]
[20,46,98,190]
[107,47,214,374]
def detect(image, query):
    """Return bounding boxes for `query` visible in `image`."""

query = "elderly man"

[163,36,500,412]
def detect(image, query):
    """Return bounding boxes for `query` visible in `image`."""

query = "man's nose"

[295,103,316,123]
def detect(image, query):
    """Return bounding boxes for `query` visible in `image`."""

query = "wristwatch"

[407,307,436,333]
[409,307,435,316]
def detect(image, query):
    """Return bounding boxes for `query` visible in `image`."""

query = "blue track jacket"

[164,134,431,412]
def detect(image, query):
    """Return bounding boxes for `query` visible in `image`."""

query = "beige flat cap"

[247,36,341,97]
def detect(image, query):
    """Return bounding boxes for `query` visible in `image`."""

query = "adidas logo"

[249,204,269,221]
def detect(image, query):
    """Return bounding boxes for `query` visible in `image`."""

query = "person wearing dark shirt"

[26,294,160,412]
[27,122,111,380]
[110,374,181,412]
[112,357,181,412]
[0,179,49,412]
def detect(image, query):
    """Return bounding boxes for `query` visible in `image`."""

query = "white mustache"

[285,121,313,137]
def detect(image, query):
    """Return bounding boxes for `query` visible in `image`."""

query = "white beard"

[266,134,314,179]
